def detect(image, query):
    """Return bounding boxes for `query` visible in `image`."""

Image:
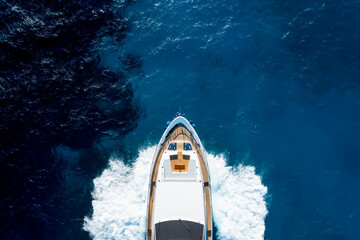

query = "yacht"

[146,113,213,240]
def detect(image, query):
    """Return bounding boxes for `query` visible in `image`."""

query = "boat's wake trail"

[83,146,268,239]
[209,154,268,239]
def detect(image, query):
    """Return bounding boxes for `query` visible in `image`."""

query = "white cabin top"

[152,140,206,225]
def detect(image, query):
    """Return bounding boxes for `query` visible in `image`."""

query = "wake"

[83,146,268,239]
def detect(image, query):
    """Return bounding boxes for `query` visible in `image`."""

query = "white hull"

[146,115,213,240]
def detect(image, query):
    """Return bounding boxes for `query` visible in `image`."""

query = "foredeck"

[147,125,212,240]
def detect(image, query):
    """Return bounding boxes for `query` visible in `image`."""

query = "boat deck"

[147,125,212,240]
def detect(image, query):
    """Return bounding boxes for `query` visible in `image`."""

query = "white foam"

[83,146,268,240]
[83,146,155,239]
[208,153,268,240]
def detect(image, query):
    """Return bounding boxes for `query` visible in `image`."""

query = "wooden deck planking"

[170,140,191,172]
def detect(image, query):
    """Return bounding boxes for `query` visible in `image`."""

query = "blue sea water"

[1,0,360,239]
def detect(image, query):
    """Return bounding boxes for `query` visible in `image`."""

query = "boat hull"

[146,116,213,240]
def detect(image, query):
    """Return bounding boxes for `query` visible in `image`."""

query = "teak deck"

[147,125,212,240]
[170,141,190,172]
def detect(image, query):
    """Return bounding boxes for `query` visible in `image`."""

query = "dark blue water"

[1,0,360,239]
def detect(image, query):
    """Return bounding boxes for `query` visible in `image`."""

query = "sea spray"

[83,146,268,239]
[209,154,268,239]
[83,146,155,239]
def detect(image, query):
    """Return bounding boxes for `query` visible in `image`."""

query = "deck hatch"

[170,155,178,160]
[174,165,185,170]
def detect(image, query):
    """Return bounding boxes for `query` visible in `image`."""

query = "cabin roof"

[153,181,205,224]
